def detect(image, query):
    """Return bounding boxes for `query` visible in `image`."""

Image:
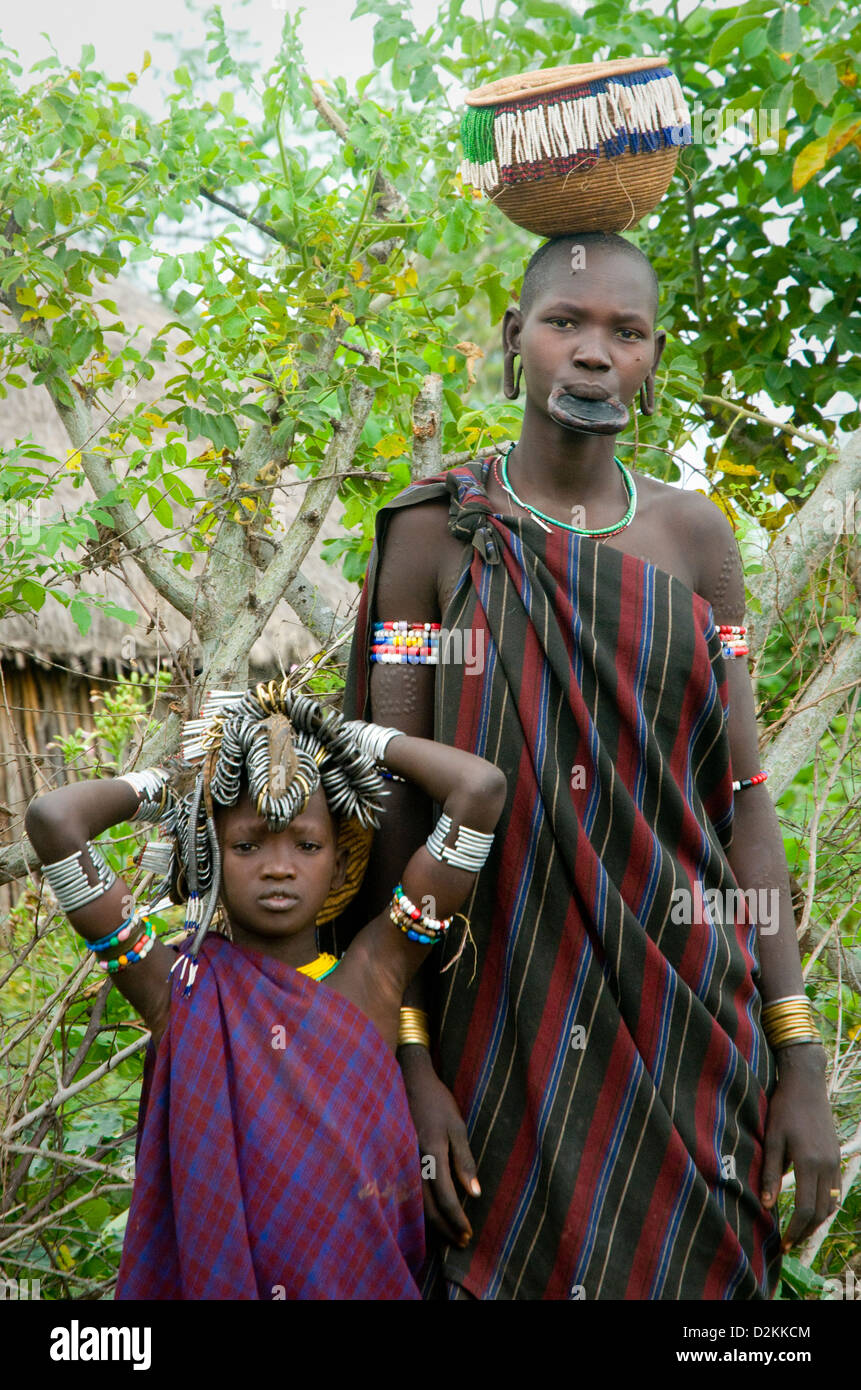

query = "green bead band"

[501,444,637,538]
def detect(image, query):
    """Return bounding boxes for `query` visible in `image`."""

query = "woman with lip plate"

[344,230,842,1300]
[23,685,506,1300]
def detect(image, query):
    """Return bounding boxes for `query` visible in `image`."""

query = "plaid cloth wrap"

[116,935,424,1300]
[345,461,781,1301]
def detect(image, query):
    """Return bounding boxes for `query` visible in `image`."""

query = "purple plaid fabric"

[116,935,424,1300]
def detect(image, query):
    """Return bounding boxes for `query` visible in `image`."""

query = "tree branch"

[763,630,861,801]
[748,429,861,656]
[0,295,201,622]
[199,355,381,687]
[411,373,443,480]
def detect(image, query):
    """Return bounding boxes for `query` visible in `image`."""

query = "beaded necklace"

[296,952,339,981]
[494,442,637,540]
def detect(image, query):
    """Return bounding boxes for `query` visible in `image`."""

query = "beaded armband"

[718,624,749,659]
[732,771,768,792]
[371,622,441,665]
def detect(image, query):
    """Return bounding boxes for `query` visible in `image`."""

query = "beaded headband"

[141,683,387,984]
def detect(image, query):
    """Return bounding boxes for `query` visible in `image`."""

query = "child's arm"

[24,780,175,1044]
[328,730,507,1052]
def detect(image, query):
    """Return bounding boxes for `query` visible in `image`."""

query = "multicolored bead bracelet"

[732,771,768,792]
[86,911,139,953]
[97,918,156,973]
[718,624,750,659]
[389,883,452,945]
[371,622,441,665]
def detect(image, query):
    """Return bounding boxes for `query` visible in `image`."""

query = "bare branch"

[199,354,381,687]
[0,837,41,888]
[411,373,443,480]
[748,429,861,655]
[0,1034,148,1143]
[0,295,200,621]
[700,394,835,452]
[763,631,861,801]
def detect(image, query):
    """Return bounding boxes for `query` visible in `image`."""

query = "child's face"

[217,788,346,955]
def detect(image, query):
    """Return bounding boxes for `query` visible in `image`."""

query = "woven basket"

[460,56,691,236]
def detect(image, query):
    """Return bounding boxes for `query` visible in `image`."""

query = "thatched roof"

[0,277,357,674]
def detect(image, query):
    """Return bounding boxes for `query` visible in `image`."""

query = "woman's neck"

[511,405,623,508]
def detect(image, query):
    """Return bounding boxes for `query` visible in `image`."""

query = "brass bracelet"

[761,994,821,1050]
[398,1006,431,1049]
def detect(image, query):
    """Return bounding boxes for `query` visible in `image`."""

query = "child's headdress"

[140,683,386,991]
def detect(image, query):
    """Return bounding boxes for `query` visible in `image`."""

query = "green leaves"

[709,16,765,66]
[765,7,803,58]
[157,256,182,295]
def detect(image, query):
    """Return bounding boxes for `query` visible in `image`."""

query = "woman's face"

[509,245,663,427]
[217,787,346,960]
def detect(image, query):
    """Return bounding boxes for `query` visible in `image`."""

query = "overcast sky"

[1,0,479,98]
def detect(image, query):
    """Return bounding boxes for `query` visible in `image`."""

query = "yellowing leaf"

[142,412,167,428]
[349,260,367,286]
[826,114,861,158]
[15,286,38,308]
[711,495,739,524]
[791,135,829,190]
[66,449,82,472]
[374,433,408,460]
[718,458,758,476]
[142,49,152,71]
[839,72,857,88]
[239,497,257,513]
[57,1244,75,1270]
[455,340,485,387]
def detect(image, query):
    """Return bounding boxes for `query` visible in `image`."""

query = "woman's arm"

[347,503,487,1245]
[24,780,175,1044]
[696,509,842,1250]
[332,732,507,1048]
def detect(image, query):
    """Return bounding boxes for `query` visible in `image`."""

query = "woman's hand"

[761,1045,842,1250]
[399,1045,480,1249]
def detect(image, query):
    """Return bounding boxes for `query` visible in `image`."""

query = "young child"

[24,685,507,1300]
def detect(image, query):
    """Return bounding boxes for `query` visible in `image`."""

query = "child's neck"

[227,920,321,970]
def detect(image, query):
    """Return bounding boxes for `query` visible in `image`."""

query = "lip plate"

[559,383,613,401]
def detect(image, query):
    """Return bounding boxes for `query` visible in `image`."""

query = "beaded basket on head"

[139,683,387,991]
[459,56,692,235]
